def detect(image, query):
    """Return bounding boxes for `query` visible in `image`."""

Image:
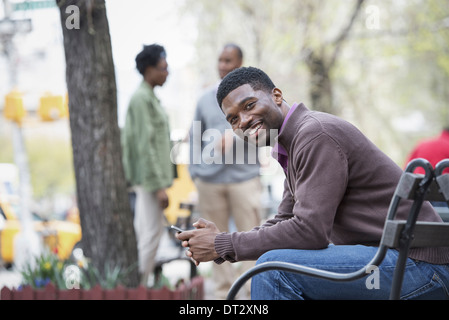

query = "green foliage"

[19,249,69,289]
[25,136,75,200]
[78,259,131,290]
[19,248,134,290]
[0,125,75,201]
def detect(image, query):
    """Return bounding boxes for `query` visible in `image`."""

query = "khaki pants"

[195,177,262,299]
[133,186,164,287]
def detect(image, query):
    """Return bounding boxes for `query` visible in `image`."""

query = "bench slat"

[381,220,449,248]
[436,174,449,201]
[395,173,448,202]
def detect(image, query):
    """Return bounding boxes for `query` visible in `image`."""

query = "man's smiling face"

[221,84,285,147]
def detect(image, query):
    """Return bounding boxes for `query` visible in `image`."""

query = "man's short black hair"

[135,44,166,75]
[216,66,275,108]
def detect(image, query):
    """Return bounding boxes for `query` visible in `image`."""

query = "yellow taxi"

[0,197,81,266]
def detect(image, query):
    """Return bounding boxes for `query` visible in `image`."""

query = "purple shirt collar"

[272,103,299,172]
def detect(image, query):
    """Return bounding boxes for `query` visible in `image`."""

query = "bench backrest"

[380,158,449,250]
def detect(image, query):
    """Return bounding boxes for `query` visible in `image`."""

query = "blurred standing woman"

[121,44,174,286]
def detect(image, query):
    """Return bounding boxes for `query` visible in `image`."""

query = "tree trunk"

[305,52,334,114]
[57,0,139,287]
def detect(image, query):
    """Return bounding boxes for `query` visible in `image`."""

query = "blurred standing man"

[188,44,262,299]
[121,44,174,286]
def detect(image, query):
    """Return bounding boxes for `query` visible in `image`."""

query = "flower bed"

[1,275,204,300]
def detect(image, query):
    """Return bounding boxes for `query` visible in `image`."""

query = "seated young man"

[177,66,449,300]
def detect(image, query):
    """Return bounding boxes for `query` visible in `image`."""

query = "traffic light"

[38,92,66,121]
[3,90,26,124]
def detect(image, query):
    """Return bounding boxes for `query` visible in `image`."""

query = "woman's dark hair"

[135,44,166,75]
[216,66,275,108]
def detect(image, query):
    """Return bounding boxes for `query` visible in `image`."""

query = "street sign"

[12,0,56,11]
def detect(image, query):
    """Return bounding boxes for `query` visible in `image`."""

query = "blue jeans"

[251,245,449,300]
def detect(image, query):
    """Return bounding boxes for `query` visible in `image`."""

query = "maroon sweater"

[215,103,449,264]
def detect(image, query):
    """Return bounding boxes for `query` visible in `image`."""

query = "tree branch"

[329,0,365,68]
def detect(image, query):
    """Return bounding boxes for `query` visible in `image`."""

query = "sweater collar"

[277,103,309,154]
[271,103,308,171]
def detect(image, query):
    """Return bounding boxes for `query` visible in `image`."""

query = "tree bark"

[305,51,334,114]
[57,0,139,287]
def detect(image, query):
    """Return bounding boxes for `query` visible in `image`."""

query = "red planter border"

[1,276,204,300]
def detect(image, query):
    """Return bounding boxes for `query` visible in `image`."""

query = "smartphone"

[170,225,185,233]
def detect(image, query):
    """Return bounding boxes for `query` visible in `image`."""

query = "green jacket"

[121,81,174,192]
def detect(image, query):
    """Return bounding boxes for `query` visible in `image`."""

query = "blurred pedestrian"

[405,127,449,207]
[188,44,262,299]
[121,44,174,286]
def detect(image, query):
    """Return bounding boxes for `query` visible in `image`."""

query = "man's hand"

[175,218,221,266]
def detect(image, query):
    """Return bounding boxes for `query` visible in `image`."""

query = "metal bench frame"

[227,158,449,300]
